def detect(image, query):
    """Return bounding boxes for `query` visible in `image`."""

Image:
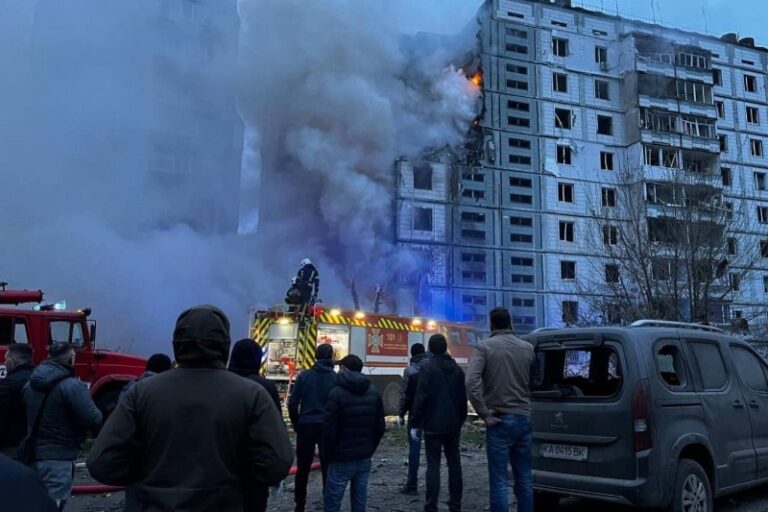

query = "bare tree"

[581,155,765,327]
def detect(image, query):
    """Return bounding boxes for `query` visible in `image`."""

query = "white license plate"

[540,443,588,461]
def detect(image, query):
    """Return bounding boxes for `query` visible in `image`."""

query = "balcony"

[637,73,716,118]
[640,110,720,153]
[635,33,713,83]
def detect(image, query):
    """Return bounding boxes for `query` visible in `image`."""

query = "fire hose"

[72,461,322,495]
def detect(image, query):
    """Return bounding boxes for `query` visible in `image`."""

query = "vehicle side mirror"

[89,320,97,347]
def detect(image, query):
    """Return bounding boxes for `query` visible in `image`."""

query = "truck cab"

[0,285,146,416]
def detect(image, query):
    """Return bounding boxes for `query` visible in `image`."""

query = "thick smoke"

[237,0,480,294]
[0,0,479,354]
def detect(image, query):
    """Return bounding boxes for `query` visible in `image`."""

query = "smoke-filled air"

[0,0,481,353]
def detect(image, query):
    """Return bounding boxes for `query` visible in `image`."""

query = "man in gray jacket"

[24,342,103,510]
[466,308,535,512]
[397,343,430,494]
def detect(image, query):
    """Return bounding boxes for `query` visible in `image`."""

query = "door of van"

[683,339,755,488]
[729,344,768,481]
[531,339,636,480]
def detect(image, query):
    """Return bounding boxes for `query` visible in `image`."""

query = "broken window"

[603,225,619,246]
[644,146,679,168]
[764,275,768,293]
[508,100,530,112]
[507,79,529,91]
[461,211,486,223]
[745,74,758,93]
[597,115,613,135]
[414,207,433,231]
[558,182,574,202]
[560,261,576,280]
[761,240,768,258]
[557,145,572,165]
[462,169,485,182]
[462,189,485,200]
[676,80,712,104]
[413,165,433,190]
[715,101,725,119]
[728,238,737,255]
[656,344,688,389]
[748,106,760,124]
[676,50,709,70]
[756,172,766,191]
[752,139,764,157]
[713,68,723,86]
[605,264,620,283]
[601,151,614,170]
[559,221,574,242]
[555,108,572,129]
[719,135,728,152]
[595,79,610,100]
[552,37,569,57]
[561,301,579,325]
[595,46,608,64]
[553,72,568,93]
[531,345,622,398]
[730,273,740,292]
[642,109,677,133]
[509,176,532,188]
[508,116,530,127]
[758,206,768,224]
[721,167,732,187]
[652,258,672,281]
[601,187,616,207]
[682,115,716,138]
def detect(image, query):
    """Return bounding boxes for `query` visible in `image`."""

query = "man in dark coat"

[296,258,320,305]
[86,305,294,512]
[24,342,103,509]
[398,342,430,494]
[288,343,337,512]
[119,353,172,401]
[411,334,468,512]
[322,355,385,512]
[229,338,283,512]
[0,343,35,457]
[0,453,58,511]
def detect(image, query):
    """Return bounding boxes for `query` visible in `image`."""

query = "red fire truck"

[249,305,481,413]
[0,284,147,416]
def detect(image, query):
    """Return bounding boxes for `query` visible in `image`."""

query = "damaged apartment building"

[395,0,768,331]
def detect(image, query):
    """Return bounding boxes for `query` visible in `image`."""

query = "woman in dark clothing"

[228,338,284,512]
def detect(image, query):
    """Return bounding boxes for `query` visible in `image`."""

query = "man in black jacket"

[0,343,34,457]
[322,355,385,512]
[288,343,337,512]
[411,334,468,512]
[24,342,102,509]
[0,453,58,512]
[229,338,283,512]
[87,305,294,512]
[398,342,430,494]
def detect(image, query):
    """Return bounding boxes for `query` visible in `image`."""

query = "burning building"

[395,0,768,331]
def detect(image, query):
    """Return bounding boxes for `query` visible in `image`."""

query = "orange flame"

[470,70,483,87]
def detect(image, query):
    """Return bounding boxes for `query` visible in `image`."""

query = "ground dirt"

[68,423,768,511]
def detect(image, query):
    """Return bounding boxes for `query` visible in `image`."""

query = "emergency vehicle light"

[330,308,341,316]
[427,320,437,329]
[412,318,423,326]
[354,311,365,320]
[277,317,292,325]
[34,300,67,312]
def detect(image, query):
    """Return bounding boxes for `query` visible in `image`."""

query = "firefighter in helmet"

[296,258,319,305]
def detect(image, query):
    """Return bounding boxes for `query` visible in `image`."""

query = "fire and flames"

[469,69,484,88]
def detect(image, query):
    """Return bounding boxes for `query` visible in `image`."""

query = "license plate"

[540,443,588,461]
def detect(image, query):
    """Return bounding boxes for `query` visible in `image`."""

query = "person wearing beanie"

[397,342,431,494]
[288,343,338,512]
[322,355,385,512]
[119,353,173,401]
[87,305,294,512]
[229,338,283,512]
[411,334,468,512]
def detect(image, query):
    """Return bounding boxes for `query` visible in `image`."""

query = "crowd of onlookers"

[0,305,536,512]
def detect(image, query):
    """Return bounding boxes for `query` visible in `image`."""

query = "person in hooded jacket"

[0,453,58,512]
[228,338,283,512]
[397,342,431,494]
[322,355,385,512]
[411,334,468,512]
[86,305,294,512]
[288,343,337,512]
[0,343,35,458]
[23,342,103,510]
[118,353,172,401]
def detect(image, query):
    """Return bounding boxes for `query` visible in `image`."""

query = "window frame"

[730,344,768,394]
[560,260,576,280]
[594,79,610,100]
[653,339,693,392]
[554,108,572,129]
[557,145,572,165]
[597,115,613,135]
[553,72,568,93]
[744,74,758,93]
[552,37,569,57]
[559,220,575,242]
[600,151,614,170]
[558,182,575,203]
[685,340,730,392]
[595,46,608,64]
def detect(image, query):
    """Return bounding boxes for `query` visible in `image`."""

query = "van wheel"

[667,459,712,512]
[534,491,560,511]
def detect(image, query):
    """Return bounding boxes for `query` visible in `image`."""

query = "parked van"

[526,320,768,512]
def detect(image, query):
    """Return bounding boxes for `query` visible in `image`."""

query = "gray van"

[526,320,768,512]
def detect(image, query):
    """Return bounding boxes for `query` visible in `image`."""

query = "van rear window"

[533,346,622,399]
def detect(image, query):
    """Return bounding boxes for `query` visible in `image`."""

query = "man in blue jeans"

[398,342,431,494]
[322,355,385,512]
[466,308,536,512]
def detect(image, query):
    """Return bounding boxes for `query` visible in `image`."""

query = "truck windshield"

[532,345,622,399]
[50,321,86,348]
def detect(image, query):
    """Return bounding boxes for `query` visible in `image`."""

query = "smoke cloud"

[0,0,480,354]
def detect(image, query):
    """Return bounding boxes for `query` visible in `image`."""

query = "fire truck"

[249,306,481,413]
[0,284,147,416]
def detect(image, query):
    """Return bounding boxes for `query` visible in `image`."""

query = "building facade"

[395,0,768,331]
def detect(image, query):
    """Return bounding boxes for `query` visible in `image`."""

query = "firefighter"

[296,258,319,305]
[284,278,305,307]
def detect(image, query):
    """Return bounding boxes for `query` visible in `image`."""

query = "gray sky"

[402,0,766,45]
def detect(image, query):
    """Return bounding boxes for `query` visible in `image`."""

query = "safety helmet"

[300,258,312,267]
[291,277,297,284]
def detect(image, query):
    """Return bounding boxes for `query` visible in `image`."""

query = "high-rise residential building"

[395,0,768,332]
